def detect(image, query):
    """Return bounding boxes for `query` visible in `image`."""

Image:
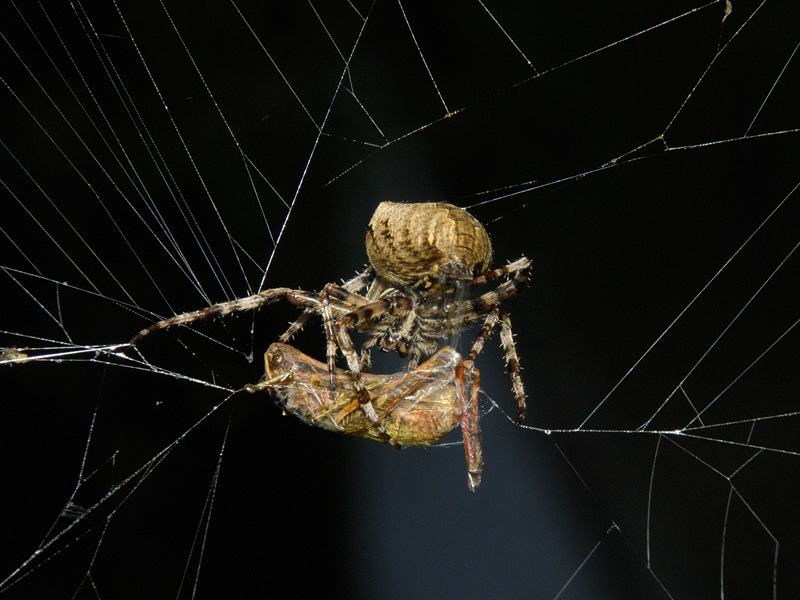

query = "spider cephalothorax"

[351,202,526,369]
[358,202,489,358]
[132,201,531,490]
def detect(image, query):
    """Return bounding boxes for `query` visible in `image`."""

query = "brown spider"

[132,201,531,488]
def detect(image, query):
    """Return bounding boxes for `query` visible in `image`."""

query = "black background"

[1,1,799,598]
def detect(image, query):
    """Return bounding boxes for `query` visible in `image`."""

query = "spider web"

[1,0,799,598]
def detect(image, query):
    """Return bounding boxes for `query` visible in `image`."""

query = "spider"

[133,201,531,479]
[244,342,485,489]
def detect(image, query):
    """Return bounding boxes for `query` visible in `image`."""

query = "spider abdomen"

[366,201,492,285]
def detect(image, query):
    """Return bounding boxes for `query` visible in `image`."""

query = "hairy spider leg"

[345,294,414,328]
[317,281,377,388]
[445,259,531,422]
[469,256,532,286]
[445,257,532,326]
[278,309,313,343]
[345,293,415,368]
[499,311,526,422]
[131,287,299,342]
[319,287,341,391]
[131,276,372,345]
[279,269,372,343]
[464,308,500,368]
[336,319,401,448]
[318,283,400,448]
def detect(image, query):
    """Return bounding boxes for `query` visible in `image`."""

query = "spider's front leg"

[319,284,400,448]
[318,281,374,387]
[279,268,373,343]
[336,319,402,448]
[344,293,415,361]
[320,285,346,391]
[131,287,309,343]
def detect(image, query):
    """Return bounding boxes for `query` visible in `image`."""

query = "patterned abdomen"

[366,201,492,285]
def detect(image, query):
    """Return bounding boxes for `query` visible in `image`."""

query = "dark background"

[1,1,798,598]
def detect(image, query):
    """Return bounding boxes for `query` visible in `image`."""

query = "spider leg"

[319,286,342,391]
[317,283,396,444]
[343,267,376,294]
[445,257,532,328]
[318,281,375,384]
[456,359,483,491]
[134,267,375,345]
[451,286,528,425]
[343,294,413,329]
[470,271,530,314]
[469,256,531,286]
[132,287,308,343]
[464,308,500,368]
[278,310,313,343]
[332,318,400,448]
[280,270,372,343]
[498,311,526,422]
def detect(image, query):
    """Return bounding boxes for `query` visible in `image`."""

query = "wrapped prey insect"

[245,343,484,491]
